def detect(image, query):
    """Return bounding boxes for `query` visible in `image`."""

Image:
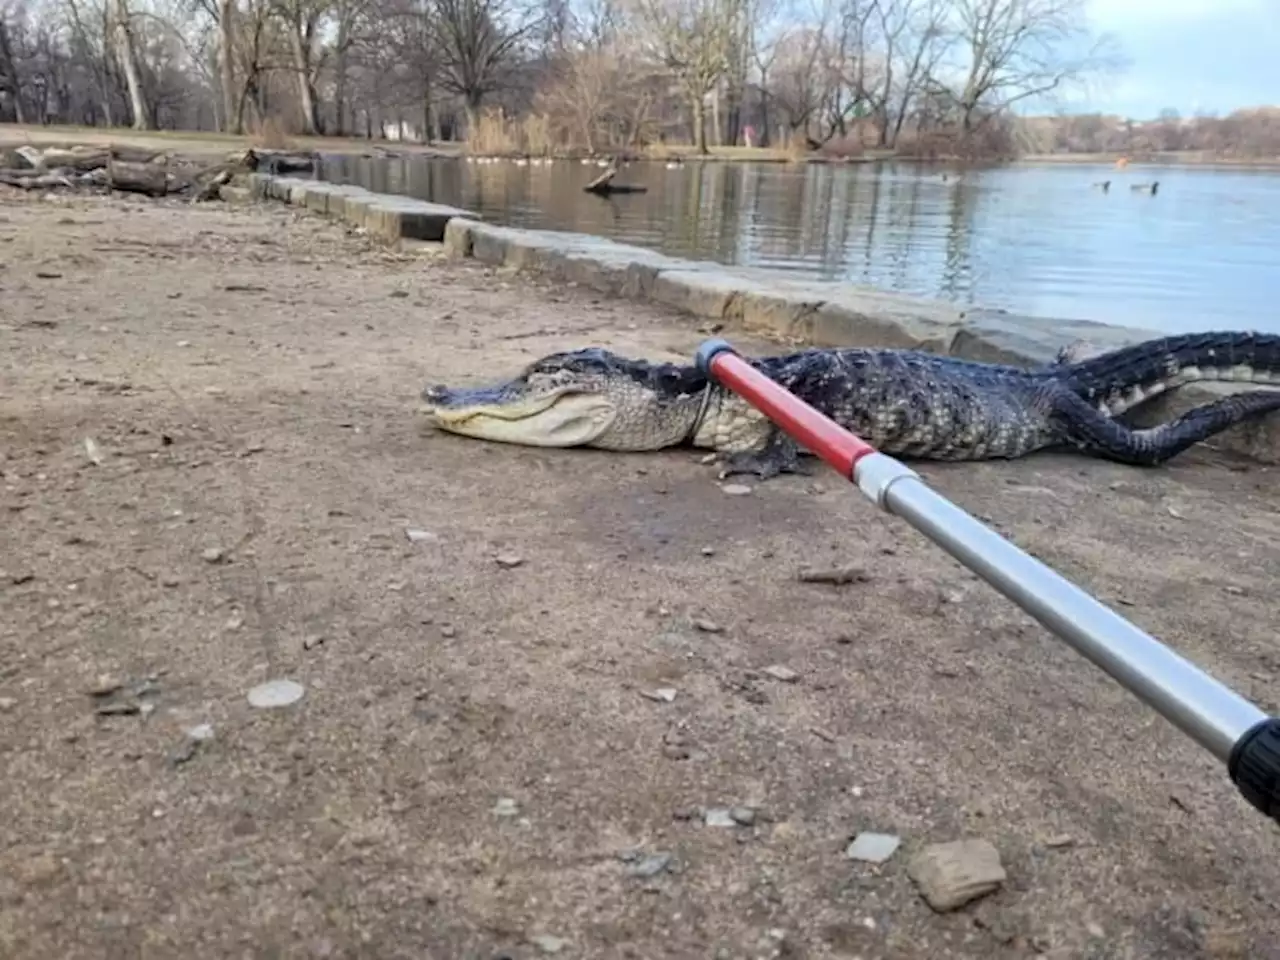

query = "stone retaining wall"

[244,172,1280,464]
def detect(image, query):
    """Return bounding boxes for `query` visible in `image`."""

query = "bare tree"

[189,0,245,131]
[875,0,947,146]
[814,0,876,144]
[215,0,235,126]
[542,44,609,150]
[767,22,828,142]
[111,0,154,126]
[631,0,736,152]
[328,0,371,132]
[270,0,327,133]
[537,40,658,150]
[941,0,1123,135]
[431,0,541,129]
[0,0,1189,164]
[568,0,619,47]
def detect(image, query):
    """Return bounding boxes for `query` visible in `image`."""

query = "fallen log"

[0,143,277,201]
[82,160,177,197]
[12,145,44,169]
[583,160,648,197]
[0,169,75,189]
[0,142,168,173]
[588,183,648,195]
[584,162,619,192]
[39,147,112,171]
[110,145,167,165]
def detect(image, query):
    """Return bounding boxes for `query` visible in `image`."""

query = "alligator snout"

[421,384,451,403]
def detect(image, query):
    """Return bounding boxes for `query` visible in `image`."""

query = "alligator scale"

[418,331,1280,479]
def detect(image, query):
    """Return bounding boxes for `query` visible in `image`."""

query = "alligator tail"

[1060,330,1280,417]
[1053,388,1280,466]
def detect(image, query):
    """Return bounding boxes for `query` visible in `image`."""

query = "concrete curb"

[248,173,479,243]
[248,172,1279,463]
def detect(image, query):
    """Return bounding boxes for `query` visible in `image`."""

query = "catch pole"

[695,337,1280,825]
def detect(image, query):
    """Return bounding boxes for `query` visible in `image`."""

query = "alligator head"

[419,347,712,450]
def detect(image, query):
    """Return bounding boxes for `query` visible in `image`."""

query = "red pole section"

[696,339,878,478]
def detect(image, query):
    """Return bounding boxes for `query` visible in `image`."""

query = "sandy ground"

[2,189,1279,960]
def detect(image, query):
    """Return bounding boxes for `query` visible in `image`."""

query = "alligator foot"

[715,435,811,481]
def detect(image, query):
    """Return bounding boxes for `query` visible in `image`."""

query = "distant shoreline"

[4,122,1278,172]
[1012,153,1280,170]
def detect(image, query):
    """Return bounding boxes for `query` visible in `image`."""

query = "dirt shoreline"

[2,187,1279,958]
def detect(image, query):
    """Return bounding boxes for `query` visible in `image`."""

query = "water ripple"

[321,156,1280,335]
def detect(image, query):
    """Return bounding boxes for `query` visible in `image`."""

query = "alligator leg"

[716,431,812,480]
[1051,386,1280,465]
[1053,338,1104,365]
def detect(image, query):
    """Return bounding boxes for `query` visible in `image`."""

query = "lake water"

[318,155,1280,335]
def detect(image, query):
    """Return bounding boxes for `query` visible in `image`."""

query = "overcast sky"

[1076,0,1279,117]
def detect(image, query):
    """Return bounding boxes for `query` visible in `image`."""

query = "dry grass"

[465,108,517,156]
[779,130,811,163]
[463,113,808,161]
[249,115,296,151]
[639,142,799,163]
[521,113,553,157]
[464,108,557,157]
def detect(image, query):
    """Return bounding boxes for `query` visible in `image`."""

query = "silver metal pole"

[854,452,1266,761]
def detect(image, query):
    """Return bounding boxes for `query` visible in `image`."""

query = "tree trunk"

[464,90,484,142]
[287,19,319,135]
[0,18,24,123]
[112,0,152,130]
[692,95,708,154]
[726,101,741,147]
[334,41,349,135]
[218,0,238,133]
[421,72,434,143]
[724,55,746,146]
[711,87,721,147]
[756,68,771,147]
[69,0,116,126]
[235,74,257,134]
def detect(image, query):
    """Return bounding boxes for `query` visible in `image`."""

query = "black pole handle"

[1229,718,1280,823]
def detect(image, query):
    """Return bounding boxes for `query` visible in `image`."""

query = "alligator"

[417,330,1280,480]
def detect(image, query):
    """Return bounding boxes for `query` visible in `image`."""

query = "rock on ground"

[907,838,1007,912]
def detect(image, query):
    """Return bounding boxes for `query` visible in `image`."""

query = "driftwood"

[0,141,315,203]
[4,143,165,173]
[85,160,175,197]
[583,160,648,197]
[0,147,246,201]
[40,148,113,171]
[584,163,619,192]
[13,145,43,168]
[188,167,234,202]
[591,183,648,195]
[0,169,75,189]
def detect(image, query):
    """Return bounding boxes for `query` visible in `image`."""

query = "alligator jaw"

[419,348,710,452]
[419,382,619,447]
